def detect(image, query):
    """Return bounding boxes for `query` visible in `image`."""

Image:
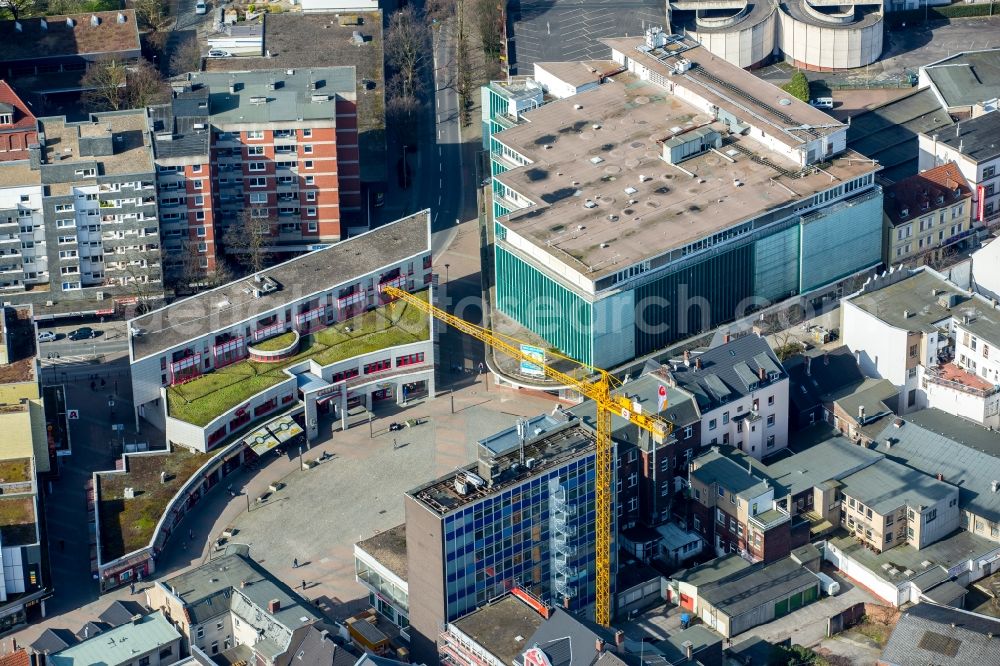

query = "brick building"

[0,81,36,162]
[148,68,360,284]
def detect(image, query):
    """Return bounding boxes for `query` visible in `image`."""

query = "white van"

[816,571,841,596]
[810,97,834,109]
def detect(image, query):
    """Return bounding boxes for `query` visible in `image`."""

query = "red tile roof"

[883,161,973,227]
[0,650,30,666]
[0,80,36,131]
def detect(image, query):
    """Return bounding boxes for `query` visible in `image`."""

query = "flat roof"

[699,556,818,617]
[451,595,546,665]
[0,10,139,63]
[690,448,771,499]
[828,528,997,586]
[409,421,596,515]
[533,60,622,88]
[769,428,882,497]
[202,12,385,181]
[184,67,355,126]
[676,553,751,588]
[49,611,179,666]
[129,211,430,360]
[494,72,876,277]
[839,458,955,515]
[356,524,407,581]
[923,48,1000,109]
[39,109,153,178]
[846,268,968,333]
[929,111,1000,163]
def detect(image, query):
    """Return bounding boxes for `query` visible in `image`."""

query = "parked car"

[68,327,96,341]
[37,331,56,343]
[809,97,834,109]
[208,49,232,58]
[195,0,207,14]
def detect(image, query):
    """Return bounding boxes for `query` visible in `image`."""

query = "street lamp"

[444,263,450,283]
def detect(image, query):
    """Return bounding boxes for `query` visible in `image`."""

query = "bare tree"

[221,211,275,276]
[132,0,168,31]
[385,7,431,99]
[0,0,34,20]
[756,306,806,361]
[386,74,423,141]
[125,60,169,108]
[81,57,128,112]
[424,0,455,23]
[474,0,504,64]
[170,35,203,76]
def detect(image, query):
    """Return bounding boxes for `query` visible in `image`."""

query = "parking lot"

[508,0,664,72]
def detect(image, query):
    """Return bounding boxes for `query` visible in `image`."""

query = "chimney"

[595,638,605,654]
[563,596,571,609]
[614,630,625,653]
[268,598,280,614]
[993,481,999,493]
[684,350,691,367]
[805,356,812,376]
[723,333,731,344]
[858,405,866,421]
[937,473,944,482]
[695,357,702,371]
[682,640,694,660]
[758,366,766,381]
[854,349,861,365]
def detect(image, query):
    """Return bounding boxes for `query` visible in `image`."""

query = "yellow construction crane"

[383,285,673,626]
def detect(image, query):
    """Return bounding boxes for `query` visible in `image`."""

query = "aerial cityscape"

[0,0,999,664]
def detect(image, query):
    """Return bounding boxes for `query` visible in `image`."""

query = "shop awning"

[245,427,280,456]
[269,415,304,443]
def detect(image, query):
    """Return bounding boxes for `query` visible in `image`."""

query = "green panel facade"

[632,243,755,357]
[495,245,593,365]
[799,190,883,292]
[753,225,800,303]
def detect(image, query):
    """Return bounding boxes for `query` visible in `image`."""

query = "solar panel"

[918,630,961,657]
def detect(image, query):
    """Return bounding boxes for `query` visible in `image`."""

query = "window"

[306,207,317,217]
[247,145,264,156]
[718,487,725,498]
[886,515,894,526]
[984,165,996,179]
[192,179,203,190]
[848,498,855,508]
[196,627,205,639]
[250,192,268,204]
[303,144,314,154]
[305,176,315,185]
[722,411,729,424]
[926,508,937,523]
[766,434,775,448]
[249,177,267,188]
[216,620,224,630]
[194,195,204,206]
[248,162,266,171]
[307,221,318,232]
[195,211,205,221]
[709,418,717,431]
[717,508,725,524]
[192,164,202,173]
[196,227,206,237]
[159,647,173,659]
[246,130,264,140]
[139,657,149,666]
[683,425,693,439]
[768,395,774,406]
[306,190,317,201]
[303,160,314,169]
[767,414,775,427]
[302,128,313,137]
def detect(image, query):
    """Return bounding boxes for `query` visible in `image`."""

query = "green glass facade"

[799,190,883,292]
[495,245,594,365]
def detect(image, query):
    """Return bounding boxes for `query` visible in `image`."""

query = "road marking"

[438,195,442,205]
[439,163,443,172]
[437,98,441,109]
[438,130,442,140]
[438,146,442,156]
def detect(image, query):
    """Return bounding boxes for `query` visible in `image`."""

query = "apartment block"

[0,82,37,163]
[488,30,882,368]
[919,112,1000,228]
[842,266,1000,425]
[882,161,974,266]
[838,458,958,552]
[149,68,360,284]
[666,335,789,460]
[0,106,162,316]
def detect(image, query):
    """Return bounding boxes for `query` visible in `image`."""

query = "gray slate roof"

[930,110,1000,163]
[689,447,771,499]
[149,87,210,160]
[875,409,1000,522]
[517,608,616,666]
[784,345,865,414]
[698,556,819,618]
[880,603,1000,666]
[667,335,784,412]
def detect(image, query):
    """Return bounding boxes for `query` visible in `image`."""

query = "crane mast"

[383,285,672,626]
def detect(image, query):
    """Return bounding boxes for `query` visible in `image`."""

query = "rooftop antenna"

[516,417,529,466]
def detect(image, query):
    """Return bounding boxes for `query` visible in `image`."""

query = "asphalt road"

[428,27,465,256]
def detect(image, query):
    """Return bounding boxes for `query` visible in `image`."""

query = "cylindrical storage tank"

[684,2,778,69]
[777,1,884,71]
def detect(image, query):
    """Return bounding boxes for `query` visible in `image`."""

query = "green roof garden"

[251,330,299,352]
[97,448,209,561]
[0,496,36,546]
[166,290,431,427]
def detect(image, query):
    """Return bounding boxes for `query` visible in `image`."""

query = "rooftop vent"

[66,17,75,27]
[583,200,597,209]
[90,14,100,26]
[590,156,604,164]
[39,18,46,30]
[249,96,268,105]
[574,104,583,110]
[117,12,127,23]
[624,186,638,195]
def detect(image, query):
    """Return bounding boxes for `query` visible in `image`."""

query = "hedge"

[885,2,1000,28]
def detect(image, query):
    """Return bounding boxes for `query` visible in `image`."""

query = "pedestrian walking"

[293,558,299,568]
[189,529,194,540]
[130,582,135,595]
[301,579,307,590]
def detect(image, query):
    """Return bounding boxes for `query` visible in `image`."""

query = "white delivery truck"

[815,571,841,596]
